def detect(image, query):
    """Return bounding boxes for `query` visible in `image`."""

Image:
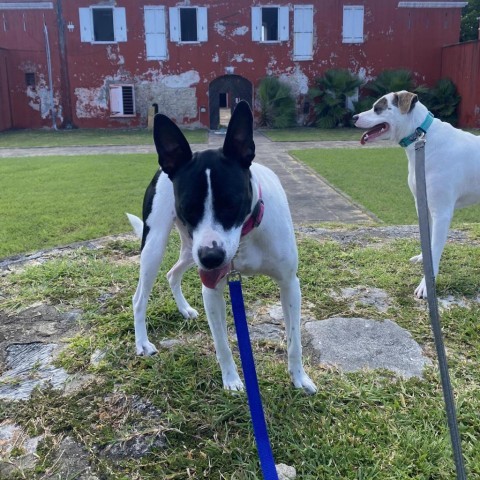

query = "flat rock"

[305,317,431,379]
[0,342,70,401]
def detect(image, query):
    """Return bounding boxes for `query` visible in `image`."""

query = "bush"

[355,69,416,113]
[308,69,362,128]
[416,78,461,125]
[257,76,297,128]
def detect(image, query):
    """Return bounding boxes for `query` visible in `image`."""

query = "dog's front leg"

[279,276,317,394]
[202,283,244,391]
[167,230,198,319]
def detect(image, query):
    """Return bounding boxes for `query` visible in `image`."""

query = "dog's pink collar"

[241,184,264,237]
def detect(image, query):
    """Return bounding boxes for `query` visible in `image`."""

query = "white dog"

[127,101,316,393]
[353,91,480,298]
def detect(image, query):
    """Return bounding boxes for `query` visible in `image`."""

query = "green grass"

[0,127,208,148]
[0,154,156,258]
[1,233,479,478]
[261,127,362,142]
[292,147,480,224]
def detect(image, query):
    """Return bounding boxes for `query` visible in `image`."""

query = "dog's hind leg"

[414,210,454,298]
[167,230,198,319]
[279,275,317,394]
[202,282,244,391]
[133,174,176,355]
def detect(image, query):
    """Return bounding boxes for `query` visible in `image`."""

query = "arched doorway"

[208,75,253,130]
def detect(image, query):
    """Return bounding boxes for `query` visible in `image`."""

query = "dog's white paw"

[179,306,199,319]
[415,277,428,299]
[222,372,245,392]
[291,370,317,394]
[136,341,158,356]
[410,253,423,264]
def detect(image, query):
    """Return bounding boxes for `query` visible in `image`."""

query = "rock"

[0,421,43,477]
[43,436,99,480]
[0,343,70,401]
[276,463,297,479]
[305,317,431,379]
[331,286,392,313]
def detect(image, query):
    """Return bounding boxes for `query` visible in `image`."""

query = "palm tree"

[257,77,296,128]
[417,78,461,125]
[308,69,362,128]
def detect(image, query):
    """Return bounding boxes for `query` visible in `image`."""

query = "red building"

[0,0,474,130]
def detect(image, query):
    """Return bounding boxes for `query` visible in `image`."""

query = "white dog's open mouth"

[198,263,232,289]
[360,123,390,145]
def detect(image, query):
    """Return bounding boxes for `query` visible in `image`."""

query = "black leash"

[414,139,467,479]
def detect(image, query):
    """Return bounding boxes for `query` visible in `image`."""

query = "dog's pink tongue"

[199,263,232,289]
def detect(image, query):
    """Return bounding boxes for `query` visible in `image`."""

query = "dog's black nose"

[198,242,226,269]
[352,114,359,124]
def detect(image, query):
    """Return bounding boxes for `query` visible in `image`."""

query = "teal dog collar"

[399,112,434,148]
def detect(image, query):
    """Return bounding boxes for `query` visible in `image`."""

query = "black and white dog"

[127,101,316,393]
[353,91,480,298]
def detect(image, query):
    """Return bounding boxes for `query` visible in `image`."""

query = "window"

[109,84,135,117]
[169,7,208,43]
[251,6,289,42]
[144,6,167,60]
[252,6,289,42]
[293,5,313,60]
[342,5,364,43]
[79,7,127,43]
[25,72,36,88]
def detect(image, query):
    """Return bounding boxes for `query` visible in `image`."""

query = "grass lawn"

[0,154,157,258]
[0,127,208,148]
[261,127,361,142]
[1,232,479,478]
[292,147,480,224]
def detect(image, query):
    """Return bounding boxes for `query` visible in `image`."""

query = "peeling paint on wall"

[279,66,309,96]
[75,87,107,118]
[230,54,253,63]
[232,26,248,36]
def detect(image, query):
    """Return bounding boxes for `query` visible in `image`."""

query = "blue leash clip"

[228,271,279,480]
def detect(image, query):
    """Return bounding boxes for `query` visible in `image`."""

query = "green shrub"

[416,78,461,125]
[308,69,362,128]
[257,76,297,128]
[356,69,417,113]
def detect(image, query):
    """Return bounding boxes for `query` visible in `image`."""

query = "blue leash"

[228,271,279,480]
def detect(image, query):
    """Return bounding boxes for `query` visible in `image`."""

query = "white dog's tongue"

[199,263,232,289]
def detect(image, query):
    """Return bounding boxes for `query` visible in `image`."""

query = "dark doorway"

[208,75,253,130]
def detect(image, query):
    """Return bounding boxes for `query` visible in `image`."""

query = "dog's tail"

[126,213,143,239]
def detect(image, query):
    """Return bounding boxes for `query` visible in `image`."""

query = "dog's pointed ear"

[394,91,418,114]
[153,113,193,178]
[223,100,255,168]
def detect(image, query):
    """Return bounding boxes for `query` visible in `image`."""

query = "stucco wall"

[0,0,467,129]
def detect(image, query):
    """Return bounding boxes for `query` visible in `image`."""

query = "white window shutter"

[169,7,180,42]
[251,6,261,41]
[197,7,208,42]
[343,6,364,43]
[144,6,167,59]
[109,85,123,117]
[279,6,289,41]
[79,8,92,42]
[293,5,313,60]
[113,7,127,42]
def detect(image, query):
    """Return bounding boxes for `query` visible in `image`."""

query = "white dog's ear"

[223,100,255,169]
[393,91,418,114]
[153,113,193,179]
